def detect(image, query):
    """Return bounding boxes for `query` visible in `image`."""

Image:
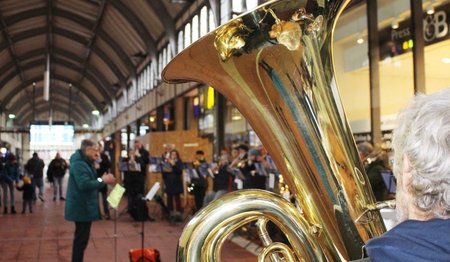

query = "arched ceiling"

[0,0,192,128]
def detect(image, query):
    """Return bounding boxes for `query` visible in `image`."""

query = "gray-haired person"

[365,88,450,261]
[65,139,116,262]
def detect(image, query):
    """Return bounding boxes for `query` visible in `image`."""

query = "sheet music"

[107,184,126,209]
[234,177,243,190]
[145,182,161,201]
[268,173,275,189]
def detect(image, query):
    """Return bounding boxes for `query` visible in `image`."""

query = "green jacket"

[65,150,104,222]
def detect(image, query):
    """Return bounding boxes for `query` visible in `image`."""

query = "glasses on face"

[87,146,100,153]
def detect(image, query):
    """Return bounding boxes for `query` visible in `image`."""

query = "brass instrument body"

[163,0,386,260]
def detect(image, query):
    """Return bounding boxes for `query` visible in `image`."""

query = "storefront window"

[424,1,450,94]
[334,2,370,133]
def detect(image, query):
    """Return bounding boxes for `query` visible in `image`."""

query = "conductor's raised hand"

[101,173,116,184]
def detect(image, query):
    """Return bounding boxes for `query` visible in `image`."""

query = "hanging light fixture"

[426,0,435,15]
[391,17,400,30]
[43,55,50,101]
[356,32,365,44]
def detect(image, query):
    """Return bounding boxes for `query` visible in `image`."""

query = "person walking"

[65,139,115,262]
[47,152,68,201]
[25,152,45,201]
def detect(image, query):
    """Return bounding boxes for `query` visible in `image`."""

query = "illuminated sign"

[380,3,450,59]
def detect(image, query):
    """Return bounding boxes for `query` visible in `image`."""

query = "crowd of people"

[153,143,282,222]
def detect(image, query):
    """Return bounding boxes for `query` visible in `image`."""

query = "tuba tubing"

[163,0,386,260]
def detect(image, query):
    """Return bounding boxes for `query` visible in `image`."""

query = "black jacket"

[47,158,68,178]
[25,156,45,178]
[365,159,388,201]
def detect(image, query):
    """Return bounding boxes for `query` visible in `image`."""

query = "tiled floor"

[0,181,257,262]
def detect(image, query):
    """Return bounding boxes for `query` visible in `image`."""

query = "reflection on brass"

[214,19,250,61]
[269,20,302,50]
[163,0,387,261]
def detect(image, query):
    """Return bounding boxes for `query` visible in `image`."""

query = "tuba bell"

[162,0,387,261]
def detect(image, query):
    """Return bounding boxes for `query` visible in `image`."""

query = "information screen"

[30,124,74,146]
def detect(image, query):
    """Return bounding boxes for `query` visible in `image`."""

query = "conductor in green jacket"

[65,139,116,262]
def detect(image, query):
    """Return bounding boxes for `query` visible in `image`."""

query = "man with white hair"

[365,88,450,261]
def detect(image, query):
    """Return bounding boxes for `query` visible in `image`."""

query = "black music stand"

[135,182,160,262]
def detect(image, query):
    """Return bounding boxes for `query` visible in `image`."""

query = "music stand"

[381,170,396,194]
[136,182,160,262]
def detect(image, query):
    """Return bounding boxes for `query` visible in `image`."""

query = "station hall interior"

[0,0,449,261]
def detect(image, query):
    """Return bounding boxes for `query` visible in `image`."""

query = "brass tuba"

[162,0,387,261]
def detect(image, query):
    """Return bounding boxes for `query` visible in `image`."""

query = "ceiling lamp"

[441,57,450,64]
[8,114,15,119]
[426,0,435,15]
[356,33,364,44]
[92,110,100,116]
[391,18,400,30]
[43,55,50,101]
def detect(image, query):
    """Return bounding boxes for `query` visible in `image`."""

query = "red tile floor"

[0,179,257,262]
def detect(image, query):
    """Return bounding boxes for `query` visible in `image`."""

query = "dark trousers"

[167,193,181,212]
[72,221,92,262]
[22,199,32,213]
[192,186,206,212]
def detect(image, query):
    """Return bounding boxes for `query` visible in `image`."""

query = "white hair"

[392,88,450,218]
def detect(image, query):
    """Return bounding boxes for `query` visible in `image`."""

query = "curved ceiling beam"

[76,0,107,85]
[146,0,176,55]
[0,60,106,113]
[3,6,135,77]
[0,47,116,99]
[12,46,126,87]
[53,7,135,77]
[53,48,126,87]
[15,94,88,125]
[9,86,91,116]
[2,74,102,112]
[0,57,112,103]
[0,26,130,88]
[0,9,25,82]
[15,101,86,127]
[0,27,121,97]
[52,57,113,100]
[107,0,157,60]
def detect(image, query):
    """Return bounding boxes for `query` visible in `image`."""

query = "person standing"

[162,149,184,220]
[203,150,233,207]
[357,142,389,201]
[95,143,112,219]
[16,176,34,214]
[133,139,150,180]
[192,150,209,212]
[65,139,115,262]
[25,152,45,201]
[1,153,20,214]
[47,152,68,201]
